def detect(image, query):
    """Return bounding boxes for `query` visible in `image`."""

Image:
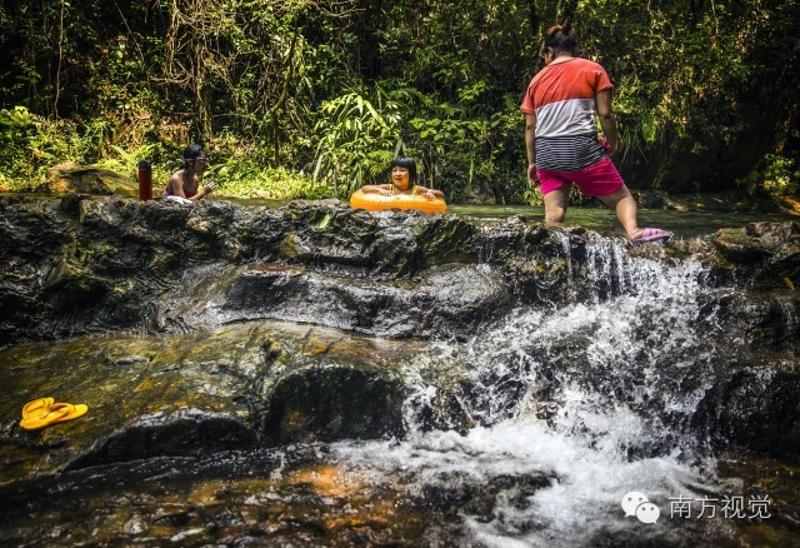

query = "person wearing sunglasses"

[164,143,217,201]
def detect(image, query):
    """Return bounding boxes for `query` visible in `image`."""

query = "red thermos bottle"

[137,160,153,201]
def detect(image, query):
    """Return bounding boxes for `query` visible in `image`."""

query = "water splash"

[333,236,730,545]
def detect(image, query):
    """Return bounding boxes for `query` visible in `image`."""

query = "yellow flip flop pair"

[20,397,89,431]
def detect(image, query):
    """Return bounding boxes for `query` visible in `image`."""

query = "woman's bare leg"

[543,186,570,224]
[597,184,640,238]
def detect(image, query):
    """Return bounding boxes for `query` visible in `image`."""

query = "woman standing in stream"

[521,25,670,242]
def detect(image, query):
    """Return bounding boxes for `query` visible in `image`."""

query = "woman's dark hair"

[180,143,205,170]
[390,156,418,183]
[542,25,578,57]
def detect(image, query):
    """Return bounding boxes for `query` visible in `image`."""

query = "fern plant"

[311,88,403,197]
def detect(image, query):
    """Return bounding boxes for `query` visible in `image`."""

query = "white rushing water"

[333,236,733,546]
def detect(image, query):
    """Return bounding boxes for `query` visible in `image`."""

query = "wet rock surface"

[2,195,797,346]
[693,360,800,457]
[0,449,456,547]
[261,364,405,444]
[2,195,800,545]
[0,195,671,344]
[713,221,800,288]
[167,262,511,338]
[1,196,798,456]
[0,321,434,484]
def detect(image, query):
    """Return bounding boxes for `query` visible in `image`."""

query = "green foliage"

[312,88,402,196]
[210,158,332,200]
[0,106,324,201]
[1,0,798,202]
[737,154,799,197]
[0,106,93,189]
[94,144,171,187]
[761,155,800,196]
[522,186,544,207]
[578,0,800,190]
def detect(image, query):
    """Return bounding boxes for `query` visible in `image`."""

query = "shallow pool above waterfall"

[448,204,796,238]
[226,197,797,239]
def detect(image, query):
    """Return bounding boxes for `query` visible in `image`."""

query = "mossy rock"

[0,321,450,484]
[34,162,138,197]
[261,364,406,444]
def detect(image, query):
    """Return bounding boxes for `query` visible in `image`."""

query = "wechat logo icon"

[622,491,661,524]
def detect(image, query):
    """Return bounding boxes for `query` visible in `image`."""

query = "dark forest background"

[1,0,798,202]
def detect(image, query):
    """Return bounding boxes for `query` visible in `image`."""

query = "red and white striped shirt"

[521,57,613,171]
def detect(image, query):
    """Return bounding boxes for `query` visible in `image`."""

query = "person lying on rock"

[360,157,444,201]
[164,144,217,202]
[521,26,671,243]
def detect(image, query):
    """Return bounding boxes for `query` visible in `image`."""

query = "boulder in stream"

[0,321,445,484]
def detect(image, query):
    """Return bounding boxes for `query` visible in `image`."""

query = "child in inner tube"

[360,157,445,201]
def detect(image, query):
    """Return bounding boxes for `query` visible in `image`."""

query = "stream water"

[1,206,798,546]
[332,240,734,546]
[229,199,797,240]
[449,204,796,239]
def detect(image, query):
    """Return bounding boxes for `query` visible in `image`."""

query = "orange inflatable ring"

[349,189,447,214]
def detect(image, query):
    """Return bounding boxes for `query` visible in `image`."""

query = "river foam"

[332,237,731,545]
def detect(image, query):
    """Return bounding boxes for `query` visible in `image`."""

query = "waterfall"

[333,236,730,546]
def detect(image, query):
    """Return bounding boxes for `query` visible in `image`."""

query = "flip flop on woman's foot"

[630,227,672,243]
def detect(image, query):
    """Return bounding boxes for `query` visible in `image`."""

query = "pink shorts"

[537,157,624,197]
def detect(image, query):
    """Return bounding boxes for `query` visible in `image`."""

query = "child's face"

[391,166,411,190]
